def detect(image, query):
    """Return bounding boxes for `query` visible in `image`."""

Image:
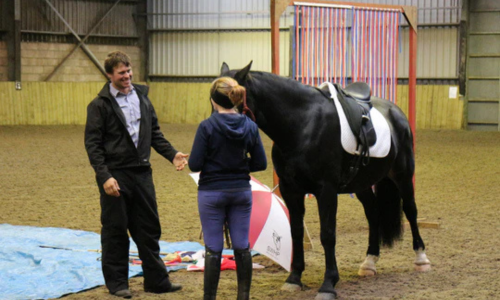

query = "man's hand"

[173,152,189,171]
[103,177,120,197]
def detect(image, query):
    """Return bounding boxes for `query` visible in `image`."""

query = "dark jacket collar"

[97,82,150,136]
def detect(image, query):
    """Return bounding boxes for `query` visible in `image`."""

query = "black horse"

[220,62,431,300]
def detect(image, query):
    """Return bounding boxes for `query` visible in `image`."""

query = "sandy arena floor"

[0,124,499,300]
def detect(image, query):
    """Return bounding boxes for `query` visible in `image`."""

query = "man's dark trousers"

[98,167,171,293]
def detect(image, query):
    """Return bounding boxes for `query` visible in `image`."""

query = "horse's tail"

[375,177,403,247]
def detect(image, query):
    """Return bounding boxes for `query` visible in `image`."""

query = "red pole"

[271,3,280,75]
[409,22,417,187]
[271,0,286,194]
[409,26,417,144]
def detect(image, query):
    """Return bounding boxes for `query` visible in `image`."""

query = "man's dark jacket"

[85,82,177,186]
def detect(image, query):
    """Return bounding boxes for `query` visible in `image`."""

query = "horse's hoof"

[358,254,379,276]
[414,249,431,272]
[315,292,337,300]
[281,282,302,292]
[358,268,377,276]
[414,263,431,272]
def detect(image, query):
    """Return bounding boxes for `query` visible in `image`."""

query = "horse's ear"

[234,61,252,84]
[220,62,230,75]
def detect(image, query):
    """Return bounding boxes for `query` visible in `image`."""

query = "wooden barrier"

[0,82,463,129]
[147,82,212,125]
[397,85,464,130]
[0,82,102,125]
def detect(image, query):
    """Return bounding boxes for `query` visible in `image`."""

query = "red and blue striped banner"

[293,5,400,103]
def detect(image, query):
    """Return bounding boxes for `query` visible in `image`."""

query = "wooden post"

[404,5,418,144]
[271,0,290,74]
[409,29,417,143]
[136,0,149,82]
[270,0,290,193]
[6,0,22,84]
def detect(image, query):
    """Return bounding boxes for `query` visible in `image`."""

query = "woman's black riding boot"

[234,248,252,300]
[204,247,221,300]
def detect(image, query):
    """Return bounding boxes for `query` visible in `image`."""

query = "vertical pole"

[408,16,417,186]
[403,5,418,144]
[136,0,149,82]
[409,26,417,143]
[7,0,22,84]
[271,0,281,75]
[14,0,21,83]
[458,0,468,97]
[271,0,282,193]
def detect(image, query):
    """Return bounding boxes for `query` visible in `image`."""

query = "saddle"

[317,82,377,150]
[316,82,377,190]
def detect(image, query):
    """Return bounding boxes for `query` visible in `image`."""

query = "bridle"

[241,90,256,122]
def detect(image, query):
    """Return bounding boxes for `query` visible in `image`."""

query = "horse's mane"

[248,71,337,108]
[250,70,303,85]
[248,70,317,97]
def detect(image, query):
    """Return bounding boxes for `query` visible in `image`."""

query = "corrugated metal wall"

[147,0,462,29]
[147,0,461,78]
[21,0,138,37]
[399,26,458,79]
[150,31,290,76]
[148,0,272,29]
[343,0,461,25]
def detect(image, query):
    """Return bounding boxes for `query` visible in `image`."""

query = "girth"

[317,81,377,190]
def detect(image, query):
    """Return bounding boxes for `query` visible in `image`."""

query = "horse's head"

[219,61,252,85]
[218,61,266,127]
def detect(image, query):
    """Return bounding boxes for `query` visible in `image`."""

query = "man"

[85,51,187,298]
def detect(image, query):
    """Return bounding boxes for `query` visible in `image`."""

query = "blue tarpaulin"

[0,224,205,300]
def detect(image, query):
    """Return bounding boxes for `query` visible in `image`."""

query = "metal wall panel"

[304,0,462,25]
[150,31,290,76]
[470,0,500,11]
[21,0,138,37]
[469,35,500,55]
[150,26,457,79]
[148,0,460,78]
[468,57,500,78]
[147,0,462,30]
[150,32,218,75]
[470,12,500,32]
[468,80,499,100]
[398,26,458,78]
[466,0,500,131]
[148,0,273,30]
[468,102,499,123]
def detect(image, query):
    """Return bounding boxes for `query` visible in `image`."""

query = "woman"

[189,77,267,300]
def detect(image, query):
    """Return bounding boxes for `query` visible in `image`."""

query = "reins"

[241,90,256,122]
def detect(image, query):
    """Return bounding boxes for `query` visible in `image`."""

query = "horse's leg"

[356,188,381,276]
[397,177,431,272]
[314,184,339,300]
[279,182,307,292]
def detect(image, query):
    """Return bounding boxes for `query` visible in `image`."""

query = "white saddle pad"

[319,82,391,158]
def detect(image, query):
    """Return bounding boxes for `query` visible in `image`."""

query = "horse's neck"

[251,76,312,147]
